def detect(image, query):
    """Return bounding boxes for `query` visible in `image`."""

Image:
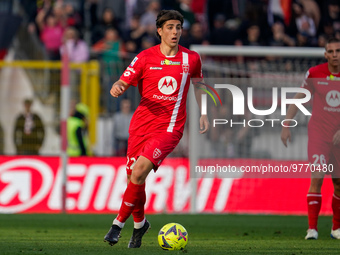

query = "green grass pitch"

[0,214,338,254]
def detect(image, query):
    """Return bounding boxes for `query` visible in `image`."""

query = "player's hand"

[281,127,291,147]
[333,130,340,145]
[110,83,124,98]
[199,115,209,134]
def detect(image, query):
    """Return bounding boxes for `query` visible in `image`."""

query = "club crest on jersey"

[326,90,340,107]
[158,76,177,95]
[182,63,189,73]
[153,148,162,159]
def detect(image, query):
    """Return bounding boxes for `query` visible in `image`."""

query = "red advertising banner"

[0,156,334,214]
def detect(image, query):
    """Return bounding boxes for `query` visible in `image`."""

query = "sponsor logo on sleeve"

[129,57,138,67]
[127,67,135,73]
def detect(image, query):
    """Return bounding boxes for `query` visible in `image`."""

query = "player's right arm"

[110,79,131,98]
[280,92,307,147]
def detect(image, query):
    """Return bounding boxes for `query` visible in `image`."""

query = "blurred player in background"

[104,9,209,248]
[13,98,45,155]
[67,103,91,156]
[281,37,340,240]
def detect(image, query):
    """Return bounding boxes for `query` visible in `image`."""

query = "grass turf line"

[0,214,338,255]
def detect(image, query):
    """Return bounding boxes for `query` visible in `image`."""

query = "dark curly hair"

[155,10,184,40]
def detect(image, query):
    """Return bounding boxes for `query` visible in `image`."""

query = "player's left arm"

[333,129,340,145]
[110,79,131,98]
[192,80,210,134]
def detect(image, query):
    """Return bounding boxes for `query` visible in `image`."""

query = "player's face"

[325,42,340,67]
[158,20,182,48]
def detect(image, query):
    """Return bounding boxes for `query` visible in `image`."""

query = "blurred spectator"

[140,36,156,52]
[124,0,151,29]
[124,40,138,55]
[140,0,160,28]
[241,23,266,46]
[207,0,242,32]
[186,22,208,46]
[209,14,239,45]
[112,99,133,156]
[123,15,147,52]
[179,20,191,48]
[91,7,121,45]
[60,26,89,100]
[336,30,340,40]
[36,5,65,60]
[240,1,270,43]
[138,0,161,47]
[13,99,45,155]
[190,0,208,17]
[267,0,293,26]
[92,27,123,113]
[60,26,89,63]
[177,0,196,26]
[92,27,122,62]
[268,21,296,46]
[287,1,317,39]
[317,33,328,47]
[320,0,340,34]
[64,2,82,30]
[296,31,312,46]
[67,103,91,156]
[300,0,321,31]
[52,1,67,26]
[95,0,145,31]
[322,20,336,38]
[20,0,38,34]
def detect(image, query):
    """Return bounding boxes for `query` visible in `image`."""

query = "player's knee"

[309,177,324,192]
[131,167,148,184]
[131,173,144,184]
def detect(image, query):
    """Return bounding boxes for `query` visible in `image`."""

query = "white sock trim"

[134,218,146,229]
[307,194,322,197]
[113,218,125,229]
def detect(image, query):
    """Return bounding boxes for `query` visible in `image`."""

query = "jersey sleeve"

[191,52,203,83]
[120,53,145,87]
[301,68,315,94]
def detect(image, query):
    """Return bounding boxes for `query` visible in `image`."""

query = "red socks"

[332,193,340,230]
[116,182,146,223]
[132,187,146,223]
[307,193,322,230]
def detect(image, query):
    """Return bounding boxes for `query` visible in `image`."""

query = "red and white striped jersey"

[120,44,203,136]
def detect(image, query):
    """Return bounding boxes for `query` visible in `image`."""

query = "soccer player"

[281,37,340,240]
[104,10,209,248]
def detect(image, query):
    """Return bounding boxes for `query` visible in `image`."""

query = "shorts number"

[311,154,333,172]
[127,157,137,171]
[312,154,326,165]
